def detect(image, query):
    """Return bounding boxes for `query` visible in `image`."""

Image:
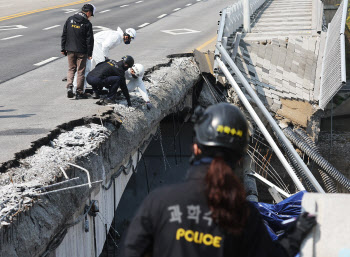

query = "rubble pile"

[0,124,111,225]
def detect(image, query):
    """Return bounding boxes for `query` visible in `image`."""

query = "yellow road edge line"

[205,53,213,74]
[196,35,217,51]
[0,0,91,21]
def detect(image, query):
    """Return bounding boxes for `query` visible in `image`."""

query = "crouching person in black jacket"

[86,56,134,106]
[122,103,316,257]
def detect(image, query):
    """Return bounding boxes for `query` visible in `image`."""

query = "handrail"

[216,43,325,193]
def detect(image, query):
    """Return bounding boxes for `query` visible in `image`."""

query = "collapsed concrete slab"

[0,57,200,257]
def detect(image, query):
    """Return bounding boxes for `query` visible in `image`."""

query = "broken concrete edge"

[0,56,201,257]
[0,109,117,174]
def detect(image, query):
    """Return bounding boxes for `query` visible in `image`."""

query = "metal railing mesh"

[222,0,267,38]
[319,0,348,109]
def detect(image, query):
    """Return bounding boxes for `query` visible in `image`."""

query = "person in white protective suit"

[111,63,153,109]
[72,27,136,92]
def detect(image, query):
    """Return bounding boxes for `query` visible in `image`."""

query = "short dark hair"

[82,4,94,16]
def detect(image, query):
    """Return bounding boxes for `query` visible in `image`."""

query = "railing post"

[243,0,251,32]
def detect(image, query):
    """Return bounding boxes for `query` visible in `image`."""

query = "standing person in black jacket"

[122,102,316,257]
[61,3,95,99]
[86,56,134,106]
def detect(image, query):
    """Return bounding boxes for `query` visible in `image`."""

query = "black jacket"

[88,59,127,79]
[89,59,131,105]
[61,12,94,56]
[123,164,289,257]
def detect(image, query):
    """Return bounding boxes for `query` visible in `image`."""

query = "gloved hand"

[146,102,153,110]
[295,212,317,237]
[278,212,317,257]
[104,56,109,61]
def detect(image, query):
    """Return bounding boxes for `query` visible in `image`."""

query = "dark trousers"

[67,51,87,94]
[86,74,121,99]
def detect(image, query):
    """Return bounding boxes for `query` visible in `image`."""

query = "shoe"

[75,92,89,99]
[67,85,74,98]
[104,98,116,105]
[92,91,100,99]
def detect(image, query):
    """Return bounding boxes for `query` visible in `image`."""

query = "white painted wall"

[53,154,137,257]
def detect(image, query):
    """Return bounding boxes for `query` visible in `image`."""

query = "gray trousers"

[66,51,87,94]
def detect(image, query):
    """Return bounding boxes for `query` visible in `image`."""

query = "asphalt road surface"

[0,0,229,166]
[0,0,209,83]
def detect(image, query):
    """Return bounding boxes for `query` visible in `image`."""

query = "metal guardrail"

[215,43,325,193]
[319,0,348,109]
[312,0,324,33]
[222,0,266,37]
[214,0,267,73]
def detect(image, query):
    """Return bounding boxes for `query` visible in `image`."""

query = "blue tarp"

[251,191,305,240]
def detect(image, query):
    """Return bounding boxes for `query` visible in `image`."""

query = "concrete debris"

[0,123,111,224]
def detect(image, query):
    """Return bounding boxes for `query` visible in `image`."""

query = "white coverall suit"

[125,69,150,103]
[73,27,124,91]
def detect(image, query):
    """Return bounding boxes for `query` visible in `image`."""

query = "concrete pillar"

[243,0,251,33]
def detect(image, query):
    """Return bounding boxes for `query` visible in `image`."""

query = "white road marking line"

[138,23,150,28]
[0,25,27,31]
[34,57,59,66]
[120,5,129,7]
[99,10,110,13]
[135,1,143,3]
[161,28,200,35]
[157,14,167,18]
[43,25,60,30]
[173,8,181,11]
[186,3,192,6]
[1,35,23,40]
[63,9,78,13]
[0,4,14,8]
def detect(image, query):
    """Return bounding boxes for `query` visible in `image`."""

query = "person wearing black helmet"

[122,102,316,257]
[61,3,95,99]
[86,56,134,106]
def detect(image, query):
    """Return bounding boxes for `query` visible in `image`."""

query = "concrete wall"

[52,154,134,257]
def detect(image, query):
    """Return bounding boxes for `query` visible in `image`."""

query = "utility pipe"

[216,43,325,193]
[251,173,291,198]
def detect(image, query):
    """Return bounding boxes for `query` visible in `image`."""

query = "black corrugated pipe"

[294,129,337,193]
[279,140,317,192]
[284,127,350,192]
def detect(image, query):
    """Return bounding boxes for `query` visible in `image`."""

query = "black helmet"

[122,55,134,68]
[193,103,249,155]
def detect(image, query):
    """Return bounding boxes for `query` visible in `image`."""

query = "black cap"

[82,4,95,16]
[121,55,134,68]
